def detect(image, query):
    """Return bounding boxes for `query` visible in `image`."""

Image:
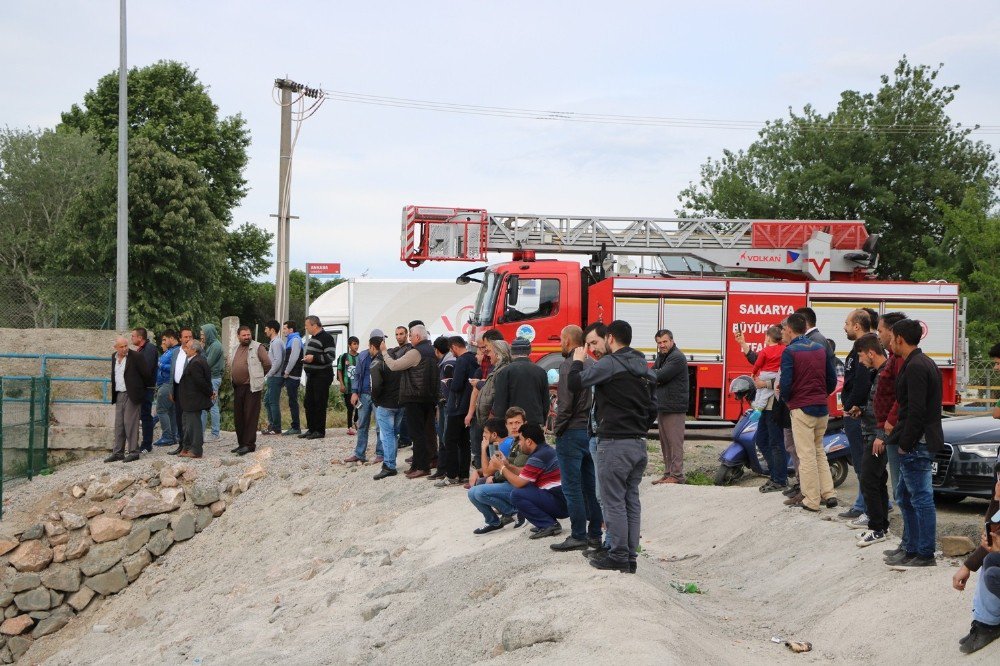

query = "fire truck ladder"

[401,206,877,281]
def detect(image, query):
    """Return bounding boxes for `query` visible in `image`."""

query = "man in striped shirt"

[300,316,337,440]
[499,423,568,539]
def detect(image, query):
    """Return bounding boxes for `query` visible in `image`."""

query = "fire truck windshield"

[471,270,500,326]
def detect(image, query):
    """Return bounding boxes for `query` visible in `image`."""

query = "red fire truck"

[401,206,964,421]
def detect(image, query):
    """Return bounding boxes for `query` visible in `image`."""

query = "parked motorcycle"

[714,376,851,487]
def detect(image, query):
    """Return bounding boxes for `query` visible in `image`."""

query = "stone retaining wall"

[0,459,263,662]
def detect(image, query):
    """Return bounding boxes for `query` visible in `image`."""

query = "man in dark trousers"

[381,324,439,478]
[884,318,944,567]
[853,334,890,548]
[551,325,603,553]
[492,337,549,425]
[652,328,689,485]
[178,340,214,459]
[440,336,479,485]
[839,309,879,524]
[131,327,159,453]
[168,328,194,455]
[300,316,336,440]
[568,320,655,574]
[228,325,272,456]
[107,336,153,463]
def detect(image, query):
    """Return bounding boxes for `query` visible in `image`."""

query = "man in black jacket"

[551,325,602,553]
[568,320,654,574]
[441,336,479,485]
[653,329,688,485]
[108,336,154,463]
[178,340,215,458]
[381,324,439,478]
[885,318,944,567]
[131,327,159,453]
[300,316,336,440]
[839,309,879,523]
[492,337,549,425]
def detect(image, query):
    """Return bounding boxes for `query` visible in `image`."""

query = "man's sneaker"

[960,621,1000,654]
[898,554,936,568]
[434,477,461,488]
[856,530,887,548]
[847,514,869,529]
[283,428,301,436]
[782,484,801,497]
[838,508,864,519]
[885,550,913,566]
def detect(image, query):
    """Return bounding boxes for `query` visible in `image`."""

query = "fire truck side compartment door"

[662,299,724,362]
[613,297,659,357]
[885,302,957,365]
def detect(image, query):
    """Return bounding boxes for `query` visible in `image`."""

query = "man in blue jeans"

[503,423,569,539]
[281,321,303,435]
[371,331,405,479]
[261,320,285,435]
[467,419,526,534]
[550,325,603,552]
[885,318,944,567]
[345,334,384,464]
[839,309,878,524]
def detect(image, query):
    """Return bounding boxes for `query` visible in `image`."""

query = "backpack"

[608,353,658,429]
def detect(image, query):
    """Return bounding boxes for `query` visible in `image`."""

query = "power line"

[320,89,1000,135]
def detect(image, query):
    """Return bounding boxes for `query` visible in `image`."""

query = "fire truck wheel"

[714,464,745,486]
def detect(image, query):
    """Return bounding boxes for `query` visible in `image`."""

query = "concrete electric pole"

[115,0,129,331]
[272,78,320,324]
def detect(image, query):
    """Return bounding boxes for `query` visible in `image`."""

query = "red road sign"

[307,263,341,275]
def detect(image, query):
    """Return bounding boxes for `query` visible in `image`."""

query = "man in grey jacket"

[653,329,689,484]
[550,325,603,553]
[568,320,655,574]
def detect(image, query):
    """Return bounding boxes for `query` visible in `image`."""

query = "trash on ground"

[785,640,813,653]
[669,581,704,594]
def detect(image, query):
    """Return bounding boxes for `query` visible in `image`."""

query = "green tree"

[679,57,998,279]
[911,190,1000,356]
[60,60,249,222]
[56,137,227,328]
[0,127,110,326]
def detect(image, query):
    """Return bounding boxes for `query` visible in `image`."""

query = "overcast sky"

[3,1,998,282]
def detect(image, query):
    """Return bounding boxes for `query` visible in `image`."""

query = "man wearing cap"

[492,337,549,426]
[344,329,385,464]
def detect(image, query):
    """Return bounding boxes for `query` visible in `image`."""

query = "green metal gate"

[0,377,51,519]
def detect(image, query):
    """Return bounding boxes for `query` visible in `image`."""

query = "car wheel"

[714,464,745,486]
[934,492,965,504]
[829,458,849,488]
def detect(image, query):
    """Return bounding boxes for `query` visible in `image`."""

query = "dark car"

[932,416,1000,502]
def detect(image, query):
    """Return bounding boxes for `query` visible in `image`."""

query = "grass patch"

[685,470,714,486]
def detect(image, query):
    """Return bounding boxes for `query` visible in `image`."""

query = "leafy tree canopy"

[678,57,998,280]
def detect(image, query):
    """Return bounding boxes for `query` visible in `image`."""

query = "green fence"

[0,377,51,519]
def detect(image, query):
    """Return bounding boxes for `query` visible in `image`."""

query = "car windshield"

[472,269,500,326]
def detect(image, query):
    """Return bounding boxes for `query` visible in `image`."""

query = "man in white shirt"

[108,336,152,463]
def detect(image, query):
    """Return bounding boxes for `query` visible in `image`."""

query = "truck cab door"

[496,274,568,356]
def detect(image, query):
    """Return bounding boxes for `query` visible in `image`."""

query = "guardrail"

[0,353,110,404]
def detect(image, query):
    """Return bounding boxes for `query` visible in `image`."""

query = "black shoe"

[960,622,975,646]
[550,537,589,552]
[297,431,313,439]
[513,515,526,529]
[583,546,610,560]
[230,446,241,453]
[899,554,936,568]
[123,453,141,463]
[103,453,124,463]
[235,446,256,456]
[960,620,1000,654]
[167,446,183,456]
[782,484,800,497]
[883,546,904,557]
[528,524,562,540]
[373,465,397,480]
[529,526,540,533]
[628,561,637,574]
[140,443,153,453]
[305,432,323,440]
[587,536,603,549]
[825,498,839,509]
[588,553,630,573]
[473,523,504,535]
[838,508,863,519]
[428,471,447,481]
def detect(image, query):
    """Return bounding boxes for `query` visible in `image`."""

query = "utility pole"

[272,78,320,324]
[115,0,128,331]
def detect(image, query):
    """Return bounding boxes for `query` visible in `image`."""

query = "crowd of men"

[106,309,1000,653]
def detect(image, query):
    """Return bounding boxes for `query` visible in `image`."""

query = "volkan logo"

[786,251,800,264]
